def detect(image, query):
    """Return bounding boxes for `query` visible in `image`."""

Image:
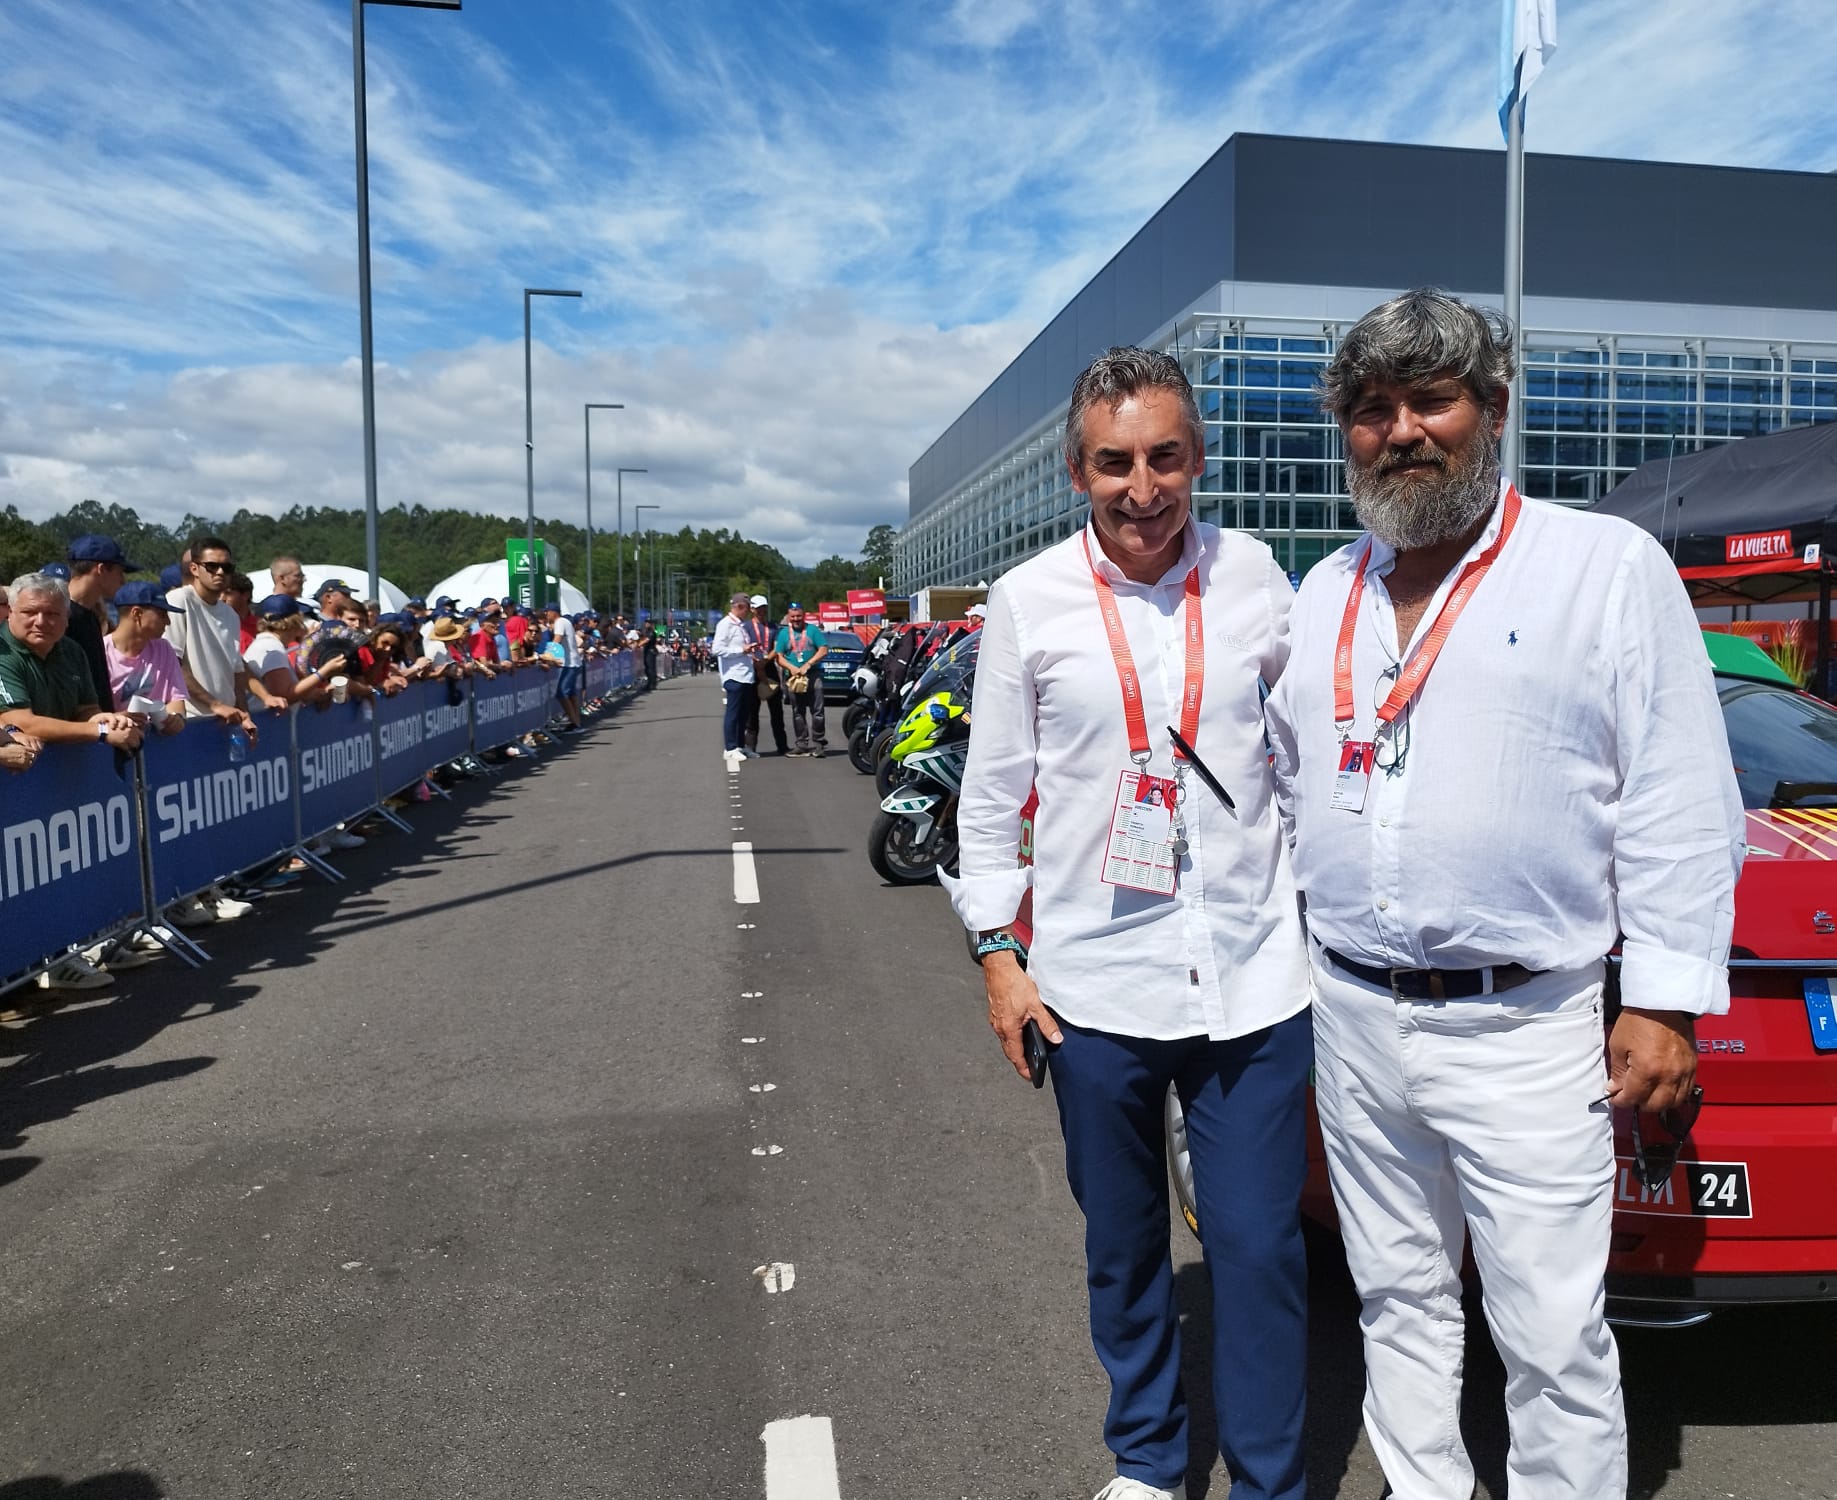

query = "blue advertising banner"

[142,715,296,904]
[0,745,144,980]
[376,678,473,795]
[509,667,555,738]
[293,700,379,840]
[583,657,609,701]
[470,671,520,752]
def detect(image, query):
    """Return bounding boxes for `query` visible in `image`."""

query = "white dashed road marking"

[732,841,760,904]
[753,1262,796,1293]
[763,1415,842,1500]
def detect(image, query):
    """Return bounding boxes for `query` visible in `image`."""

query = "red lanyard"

[1333,486,1522,732]
[1083,533,1204,765]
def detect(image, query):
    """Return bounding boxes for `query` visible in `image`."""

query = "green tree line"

[1,502,901,617]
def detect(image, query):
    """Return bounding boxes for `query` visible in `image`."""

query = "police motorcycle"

[841,625,900,740]
[866,632,982,885]
[850,621,955,780]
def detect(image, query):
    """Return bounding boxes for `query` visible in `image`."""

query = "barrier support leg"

[372,804,415,834]
[293,844,345,883]
[147,924,211,968]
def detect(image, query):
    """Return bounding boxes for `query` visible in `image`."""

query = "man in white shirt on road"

[1265,289,1746,1500]
[545,604,584,732]
[947,348,1311,1500]
[711,590,759,768]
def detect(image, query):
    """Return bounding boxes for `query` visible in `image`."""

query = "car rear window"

[1720,680,1837,809]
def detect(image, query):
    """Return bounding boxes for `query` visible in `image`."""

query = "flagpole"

[1501,92,1525,490]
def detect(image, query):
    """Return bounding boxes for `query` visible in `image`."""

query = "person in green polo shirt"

[773,601,829,757]
[0,573,143,750]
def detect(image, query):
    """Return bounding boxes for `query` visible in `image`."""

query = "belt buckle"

[1388,968,1444,1002]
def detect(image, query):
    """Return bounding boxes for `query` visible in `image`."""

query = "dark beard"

[1347,424,1501,551]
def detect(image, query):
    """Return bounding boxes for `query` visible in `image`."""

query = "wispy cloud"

[1,0,1832,559]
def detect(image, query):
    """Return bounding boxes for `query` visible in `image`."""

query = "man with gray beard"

[1265,290,1745,1500]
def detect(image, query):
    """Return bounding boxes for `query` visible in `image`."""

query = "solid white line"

[763,1415,841,1500]
[732,841,760,904]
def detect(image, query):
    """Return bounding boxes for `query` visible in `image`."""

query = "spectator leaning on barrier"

[0,588,45,777]
[244,595,343,711]
[166,535,259,739]
[774,602,828,758]
[106,580,190,734]
[65,533,138,712]
[225,573,258,651]
[269,556,307,600]
[713,590,757,764]
[545,603,583,731]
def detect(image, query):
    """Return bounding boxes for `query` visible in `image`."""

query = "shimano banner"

[294,700,379,840]
[142,717,296,905]
[510,668,555,740]
[377,679,473,796]
[471,671,520,752]
[0,746,144,979]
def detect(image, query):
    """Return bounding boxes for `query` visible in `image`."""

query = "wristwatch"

[974,931,1027,966]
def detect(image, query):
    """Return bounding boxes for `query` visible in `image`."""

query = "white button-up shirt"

[711,612,755,684]
[1264,487,1746,1016]
[944,520,1310,1041]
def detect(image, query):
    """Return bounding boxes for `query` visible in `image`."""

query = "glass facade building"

[898,137,1837,592]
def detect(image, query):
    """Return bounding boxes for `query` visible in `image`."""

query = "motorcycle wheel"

[867,809,941,885]
[842,700,870,737]
[1165,1087,1201,1241]
[847,723,878,776]
[873,731,901,798]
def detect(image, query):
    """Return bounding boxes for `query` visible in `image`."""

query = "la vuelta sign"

[1725,529,1794,563]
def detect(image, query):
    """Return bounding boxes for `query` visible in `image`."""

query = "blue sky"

[2,0,1833,564]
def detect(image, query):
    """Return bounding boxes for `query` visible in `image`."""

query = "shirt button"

[1378,816,1390,827]
[1378,899,1390,910]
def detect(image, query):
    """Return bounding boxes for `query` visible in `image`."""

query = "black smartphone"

[1021,1019,1050,1089]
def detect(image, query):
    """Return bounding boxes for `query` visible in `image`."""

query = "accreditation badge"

[1330,741,1376,813]
[1102,769,1180,896]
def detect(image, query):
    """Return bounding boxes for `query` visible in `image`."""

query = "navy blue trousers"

[722,680,752,751]
[1046,1010,1312,1499]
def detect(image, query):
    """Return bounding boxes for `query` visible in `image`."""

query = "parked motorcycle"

[867,685,971,884]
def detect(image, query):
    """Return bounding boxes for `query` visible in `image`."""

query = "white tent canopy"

[425,560,589,615]
[247,563,409,612]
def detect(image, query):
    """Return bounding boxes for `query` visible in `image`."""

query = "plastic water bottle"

[228,726,248,764]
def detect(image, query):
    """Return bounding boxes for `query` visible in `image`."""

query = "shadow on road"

[0,1473,164,1499]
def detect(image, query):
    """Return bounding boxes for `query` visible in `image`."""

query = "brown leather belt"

[1322,946,1538,1001]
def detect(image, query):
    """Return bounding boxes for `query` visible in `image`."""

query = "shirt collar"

[1081,515,1202,588]
[1363,474,1512,577]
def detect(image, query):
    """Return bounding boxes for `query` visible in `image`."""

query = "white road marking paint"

[750,1144,784,1157]
[742,1036,763,1044]
[732,841,760,904]
[753,1262,796,1293]
[341,1261,364,1271]
[737,923,756,930]
[763,1416,842,1500]
[741,990,763,998]
[749,1082,777,1093]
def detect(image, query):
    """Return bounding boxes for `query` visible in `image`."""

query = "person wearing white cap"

[744,594,788,756]
[712,591,759,767]
[965,603,987,629]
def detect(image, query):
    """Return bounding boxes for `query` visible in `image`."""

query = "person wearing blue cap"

[105,581,190,731]
[244,594,347,713]
[66,534,140,713]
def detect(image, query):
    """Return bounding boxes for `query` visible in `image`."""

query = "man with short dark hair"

[64,534,139,712]
[774,602,829,757]
[546,603,583,731]
[712,591,758,766]
[950,347,1310,1500]
[166,535,257,736]
[1266,288,1745,1500]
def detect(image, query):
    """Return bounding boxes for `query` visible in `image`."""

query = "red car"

[1006,632,1837,1325]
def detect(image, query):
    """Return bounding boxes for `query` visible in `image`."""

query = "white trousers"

[1311,952,1627,1500]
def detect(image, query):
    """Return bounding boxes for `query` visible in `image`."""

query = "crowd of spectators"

[1,530,661,1008]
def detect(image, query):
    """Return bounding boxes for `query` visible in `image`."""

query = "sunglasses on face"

[1630,1086,1705,1194]
[197,560,233,573]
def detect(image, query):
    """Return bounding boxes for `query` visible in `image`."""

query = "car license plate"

[1804,978,1837,1052]
[1614,1159,1752,1218]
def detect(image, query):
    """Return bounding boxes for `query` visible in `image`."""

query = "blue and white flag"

[1498,0,1557,139]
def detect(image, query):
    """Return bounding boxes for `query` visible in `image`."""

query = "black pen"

[1167,725,1235,812]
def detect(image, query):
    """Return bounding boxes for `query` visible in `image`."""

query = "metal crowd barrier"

[0,653,638,989]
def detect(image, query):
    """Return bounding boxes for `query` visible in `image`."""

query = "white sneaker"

[167,896,218,928]
[209,891,255,920]
[1093,1479,1182,1500]
[84,941,156,970]
[131,925,176,952]
[37,955,115,993]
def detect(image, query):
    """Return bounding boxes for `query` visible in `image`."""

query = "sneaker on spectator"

[326,829,366,850]
[209,889,255,920]
[131,925,177,952]
[37,955,115,993]
[83,940,156,970]
[167,896,218,928]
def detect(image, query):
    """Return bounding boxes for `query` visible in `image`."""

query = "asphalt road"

[2,676,1833,1500]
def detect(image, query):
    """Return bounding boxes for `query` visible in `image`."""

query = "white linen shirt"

[1264,487,1746,1016]
[711,612,756,685]
[945,520,1310,1042]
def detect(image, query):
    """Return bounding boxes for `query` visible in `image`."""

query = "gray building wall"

[910,133,1837,519]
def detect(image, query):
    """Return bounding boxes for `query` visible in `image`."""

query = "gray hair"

[1063,347,1206,474]
[1319,289,1516,424]
[8,572,70,608]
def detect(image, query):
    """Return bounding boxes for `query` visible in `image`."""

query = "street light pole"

[616,467,647,617]
[633,503,660,622]
[523,287,581,609]
[584,402,623,615]
[351,0,462,607]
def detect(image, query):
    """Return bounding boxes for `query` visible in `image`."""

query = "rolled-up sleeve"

[941,581,1035,931]
[1608,534,1746,1016]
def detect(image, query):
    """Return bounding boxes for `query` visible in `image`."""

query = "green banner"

[506,538,560,611]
